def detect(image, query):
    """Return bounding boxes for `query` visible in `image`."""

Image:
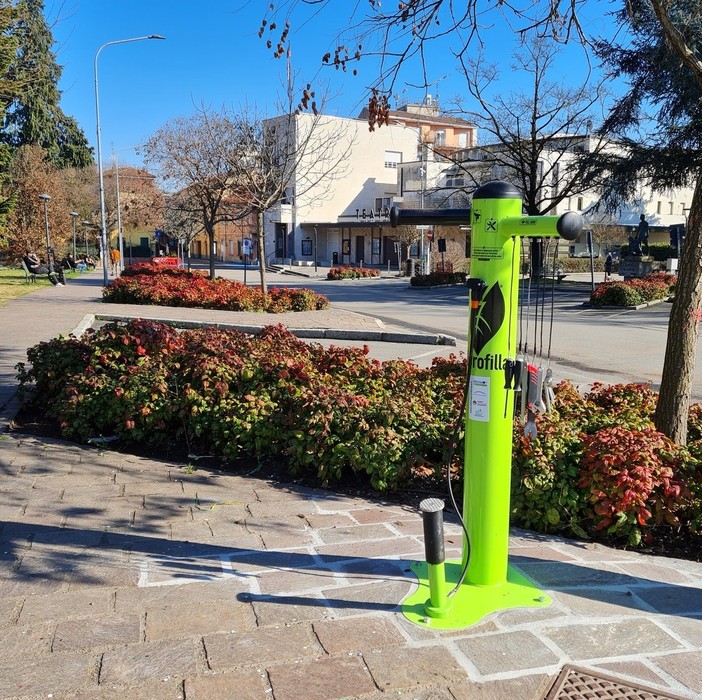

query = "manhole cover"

[544,665,689,700]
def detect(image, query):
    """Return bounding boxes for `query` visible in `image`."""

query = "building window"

[669,201,674,215]
[656,201,662,214]
[375,197,392,210]
[435,130,446,147]
[458,132,467,148]
[445,174,465,187]
[577,197,583,210]
[384,150,402,168]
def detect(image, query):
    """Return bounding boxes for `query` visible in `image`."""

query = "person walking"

[637,214,650,255]
[604,252,613,282]
[109,246,121,276]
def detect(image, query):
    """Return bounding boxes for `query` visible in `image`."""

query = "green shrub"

[511,410,587,535]
[410,271,467,287]
[17,320,462,493]
[559,257,607,273]
[327,266,381,280]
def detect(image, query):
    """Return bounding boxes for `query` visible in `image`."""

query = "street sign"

[242,238,252,255]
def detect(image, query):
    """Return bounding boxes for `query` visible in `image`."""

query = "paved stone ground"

[0,434,701,699]
[2,269,702,699]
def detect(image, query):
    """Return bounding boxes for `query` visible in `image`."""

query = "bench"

[21,259,37,283]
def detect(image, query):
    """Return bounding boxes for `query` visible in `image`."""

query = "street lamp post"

[70,211,79,259]
[114,154,124,272]
[313,225,318,273]
[82,220,92,256]
[38,194,52,271]
[94,34,165,285]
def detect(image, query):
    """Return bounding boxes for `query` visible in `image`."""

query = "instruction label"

[469,376,490,422]
[472,247,504,260]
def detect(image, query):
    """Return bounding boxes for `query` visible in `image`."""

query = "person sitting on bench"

[62,253,86,272]
[23,250,65,286]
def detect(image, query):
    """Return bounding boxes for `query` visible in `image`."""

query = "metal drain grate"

[544,665,689,700]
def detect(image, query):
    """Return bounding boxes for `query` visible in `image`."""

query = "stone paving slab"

[2,436,702,699]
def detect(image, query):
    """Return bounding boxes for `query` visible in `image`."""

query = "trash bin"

[405,258,415,277]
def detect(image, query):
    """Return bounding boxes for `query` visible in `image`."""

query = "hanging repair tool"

[524,363,539,439]
[534,367,546,413]
[544,368,555,412]
[519,359,528,424]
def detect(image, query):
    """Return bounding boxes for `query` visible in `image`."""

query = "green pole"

[463,181,523,585]
[395,181,582,628]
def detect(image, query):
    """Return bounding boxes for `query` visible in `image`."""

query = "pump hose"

[444,280,485,598]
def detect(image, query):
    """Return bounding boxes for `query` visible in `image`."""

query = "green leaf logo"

[474,282,505,355]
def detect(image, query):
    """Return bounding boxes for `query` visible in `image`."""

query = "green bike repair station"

[392,180,582,630]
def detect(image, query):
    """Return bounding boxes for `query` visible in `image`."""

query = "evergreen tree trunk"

[256,210,268,294]
[654,176,702,444]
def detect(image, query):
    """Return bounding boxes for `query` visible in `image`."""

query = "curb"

[79,314,458,346]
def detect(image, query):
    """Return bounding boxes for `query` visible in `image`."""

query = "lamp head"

[38,194,51,201]
[148,35,166,40]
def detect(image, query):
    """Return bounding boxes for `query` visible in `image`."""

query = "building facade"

[264,100,477,269]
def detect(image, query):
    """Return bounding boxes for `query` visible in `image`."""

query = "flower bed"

[589,272,676,307]
[327,266,381,280]
[103,267,328,312]
[16,321,702,552]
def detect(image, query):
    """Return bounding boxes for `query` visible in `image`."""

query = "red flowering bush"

[327,266,381,280]
[512,380,701,548]
[103,270,328,312]
[590,272,676,307]
[18,321,463,492]
[120,263,204,278]
[578,427,687,546]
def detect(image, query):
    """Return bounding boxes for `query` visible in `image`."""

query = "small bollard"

[419,498,451,619]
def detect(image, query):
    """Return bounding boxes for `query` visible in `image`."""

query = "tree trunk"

[654,175,702,444]
[206,221,216,280]
[256,210,268,294]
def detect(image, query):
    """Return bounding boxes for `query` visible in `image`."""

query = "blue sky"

[48,1,615,169]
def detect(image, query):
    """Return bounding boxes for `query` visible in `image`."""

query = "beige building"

[264,99,477,270]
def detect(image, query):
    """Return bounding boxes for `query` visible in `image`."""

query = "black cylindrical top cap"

[473,181,521,200]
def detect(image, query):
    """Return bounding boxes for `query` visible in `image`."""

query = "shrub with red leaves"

[103,269,328,312]
[578,426,688,545]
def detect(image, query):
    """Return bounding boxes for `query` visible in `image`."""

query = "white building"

[449,134,694,255]
[264,100,477,268]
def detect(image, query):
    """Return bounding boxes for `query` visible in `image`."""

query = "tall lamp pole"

[38,194,52,270]
[82,220,92,256]
[70,211,79,259]
[113,153,124,272]
[94,34,165,285]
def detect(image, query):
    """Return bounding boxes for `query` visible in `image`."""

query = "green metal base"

[402,560,551,630]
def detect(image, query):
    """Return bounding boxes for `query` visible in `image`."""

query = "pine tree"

[3,0,93,168]
[590,0,702,443]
